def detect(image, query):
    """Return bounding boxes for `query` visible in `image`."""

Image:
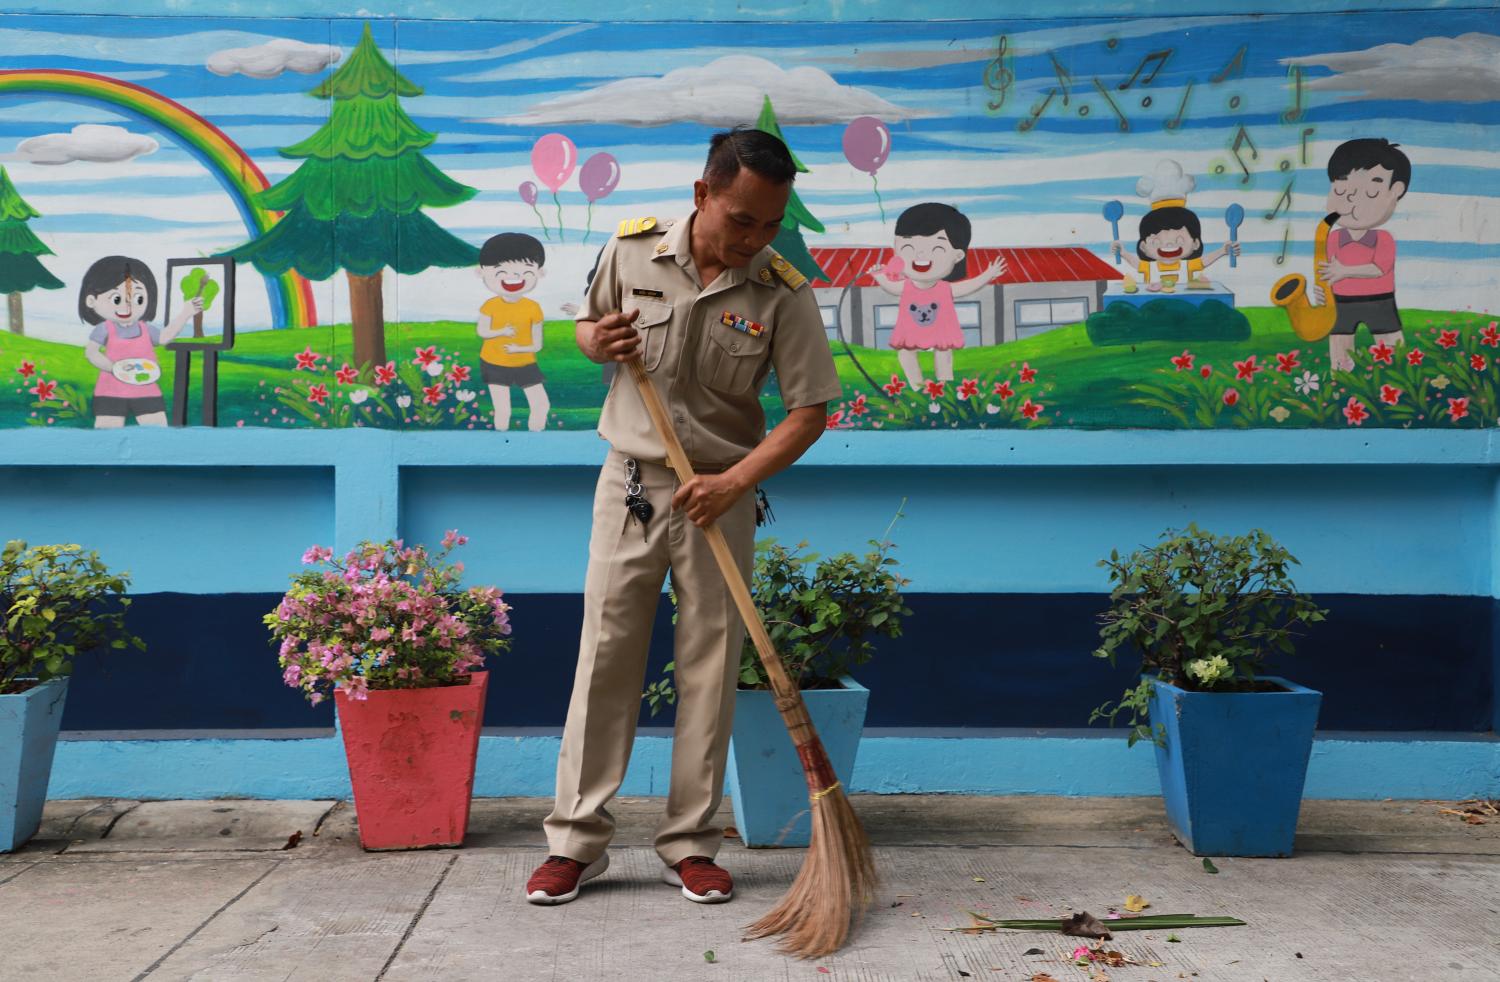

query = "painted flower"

[1437,329,1459,349]
[985,403,1002,414]
[1269,406,1291,423]
[397,394,413,408]
[849,393,868,416]
[958,378,980,400]
[1380,384,1402,405]
[448,364,472,384]
[456,389,477,403]
[1171,350,1194,372]
[924,379,945,398]
[1482,322,1500,347]
[412,345,439,367]
[16,360,36,379]
[425,361,445,377]
[1233,355,1260,381]
[307,383,329,406]
[993,380,1015,400]
[825,409,846,429]
[28,379,56,401]
[1471,353,1488,371]
[1020,397,1043,420]
[1222,388,1239,406]
[927,401,941,414]
[1431,374,1451,391]
[1274,351,1301,374]
[335,363,359,385]
[1293,371,1320,395]
[1448,396,1470,422]
[1407,348,1425,366]
[1342,396,1369,426]
[1369,340,1395,365]
[422,383,445,405]
[294,346,322,371]
[882,374,906,397]
[1199,364,1213,379]
[1018,362,1037,384]
[349,388,370,405]
[374,361,397,385]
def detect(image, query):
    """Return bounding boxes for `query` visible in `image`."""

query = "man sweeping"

[526,129,843,905]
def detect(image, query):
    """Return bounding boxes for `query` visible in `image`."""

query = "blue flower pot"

[1148,674,1321,857]
[726,676,868,848]
[1,677,70,853]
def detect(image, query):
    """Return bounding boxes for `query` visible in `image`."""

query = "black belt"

[1332,292,1395,303]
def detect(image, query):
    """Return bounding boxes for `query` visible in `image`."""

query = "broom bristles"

[743,785,877,958]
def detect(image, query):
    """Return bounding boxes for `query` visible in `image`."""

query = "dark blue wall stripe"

[59,592,1496,733]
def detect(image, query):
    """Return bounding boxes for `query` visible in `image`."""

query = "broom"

[625,357,877,958]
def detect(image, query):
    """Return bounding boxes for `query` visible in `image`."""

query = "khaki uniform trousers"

[544,448,756,866]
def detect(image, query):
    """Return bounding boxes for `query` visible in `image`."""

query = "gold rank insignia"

[768,254,807,289]
[654,240,669,254]
[758,267,774,284]
[616,216,659,237]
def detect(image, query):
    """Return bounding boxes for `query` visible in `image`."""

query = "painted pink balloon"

[842,117,891,174]
[579,152,621,203]
[518,181,538,206]
[531,133,578,193]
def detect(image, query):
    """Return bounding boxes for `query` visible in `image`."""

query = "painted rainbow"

[0,68,317,329]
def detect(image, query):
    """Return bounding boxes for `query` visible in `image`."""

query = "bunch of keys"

[623,457,654,541]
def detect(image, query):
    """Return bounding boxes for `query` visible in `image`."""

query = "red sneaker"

[663,856,733,903]
[525,853,609,905]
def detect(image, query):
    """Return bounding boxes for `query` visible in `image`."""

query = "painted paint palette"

[111,358,161,386]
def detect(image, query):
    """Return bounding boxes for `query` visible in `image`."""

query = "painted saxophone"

[1270,211,1343,342]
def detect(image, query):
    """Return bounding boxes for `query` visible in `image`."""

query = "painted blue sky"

[0,10,1495,338]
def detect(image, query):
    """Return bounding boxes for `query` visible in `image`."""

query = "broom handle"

[624,358,821,751]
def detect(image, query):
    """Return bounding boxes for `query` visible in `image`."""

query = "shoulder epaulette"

[616,216,662,238]
[768,253,807,289]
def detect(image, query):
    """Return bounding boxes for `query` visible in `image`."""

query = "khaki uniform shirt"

[580,212,844,465]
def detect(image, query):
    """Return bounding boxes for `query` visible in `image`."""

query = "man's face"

[1141,226,1200,264]
[479,260,543,299]
[692,167,790,269]
[1327,165,1405,231]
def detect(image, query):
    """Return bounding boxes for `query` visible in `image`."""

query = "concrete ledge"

[45,729,1500,801]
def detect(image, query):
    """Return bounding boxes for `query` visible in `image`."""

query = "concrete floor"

[2,795,1498,982]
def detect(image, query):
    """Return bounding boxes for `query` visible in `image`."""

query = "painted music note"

[1092,77,1129,132]
[1228,125,1259,184]
[1018,88,1057,132]
[982,35,1013,112]
[1164,79,1194,131]
[1050,53,1073,105]
[1210,44,1247,84]
[1118,49,1172,90]
[1301,127,1315,164]
[1274,227,1291,266]
[1264,179,1295,222]
[1281,65,1305,123]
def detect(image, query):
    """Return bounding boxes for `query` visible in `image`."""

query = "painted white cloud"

[207,38,342,79]
[13,125,159,166]
[0,27,306,67]
[1285,33,1500,103]
[484,55,930,128]
[399,25,595,66]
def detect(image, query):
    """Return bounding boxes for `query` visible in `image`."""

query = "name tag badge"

[631,288,665,299]
[721,310,765,338]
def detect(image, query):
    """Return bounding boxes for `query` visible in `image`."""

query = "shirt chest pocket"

[621,296,672,371]
[698,318,772,394]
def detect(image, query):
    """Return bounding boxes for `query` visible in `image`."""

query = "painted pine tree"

[754,96,829,283]
[0,166,64,336]
[228,24,478,368]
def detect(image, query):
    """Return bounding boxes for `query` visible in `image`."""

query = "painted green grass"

[2,307,1491,429]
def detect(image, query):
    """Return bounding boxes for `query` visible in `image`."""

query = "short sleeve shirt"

[580,212,843,465]
[1327,229,1396,298]
[479,297,542,367]
[89,321,162,346]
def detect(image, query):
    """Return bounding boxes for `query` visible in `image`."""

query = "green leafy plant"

[1089,524,1328,747]
[1,540,142,694]
[643,509,911,715]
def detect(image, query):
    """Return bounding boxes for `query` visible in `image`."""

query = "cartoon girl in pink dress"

[79,256,201,428]
[868,202,1006,390]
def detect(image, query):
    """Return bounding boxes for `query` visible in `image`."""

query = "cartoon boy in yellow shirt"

[477,232,551,431]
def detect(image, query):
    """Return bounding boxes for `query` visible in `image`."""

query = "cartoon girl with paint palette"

[867,202,1007,390]
[79,255,201,428]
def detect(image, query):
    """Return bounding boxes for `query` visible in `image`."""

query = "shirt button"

[730,342,739,352]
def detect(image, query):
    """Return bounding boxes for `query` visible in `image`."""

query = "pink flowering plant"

[265,530,512,705]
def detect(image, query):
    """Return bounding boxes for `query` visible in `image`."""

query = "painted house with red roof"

[807,246,1124,349]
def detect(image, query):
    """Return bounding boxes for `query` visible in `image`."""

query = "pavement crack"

[310,800,341,838]
[99,801,143,841]
[0,862,39,887]
[375,853,458,981]
[130,860,281,981]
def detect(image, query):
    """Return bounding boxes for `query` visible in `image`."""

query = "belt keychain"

[623,457,654,541]
[755,487,774,528]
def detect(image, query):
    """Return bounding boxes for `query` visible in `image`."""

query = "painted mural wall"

[0,13,1495,432]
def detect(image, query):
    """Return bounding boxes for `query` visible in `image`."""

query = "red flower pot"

[335,671,488,850]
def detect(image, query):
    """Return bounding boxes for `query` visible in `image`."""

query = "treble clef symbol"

[983,34,1012,113]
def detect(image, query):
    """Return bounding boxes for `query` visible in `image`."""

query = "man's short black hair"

[1327,138,1411,197]
[703,129,797,190]
[479,232,545,267]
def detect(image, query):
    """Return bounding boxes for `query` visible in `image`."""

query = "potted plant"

[267,530,512,850]
[1090,524,1329,857]
[2,540,142,852]
[645,515,910,847]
